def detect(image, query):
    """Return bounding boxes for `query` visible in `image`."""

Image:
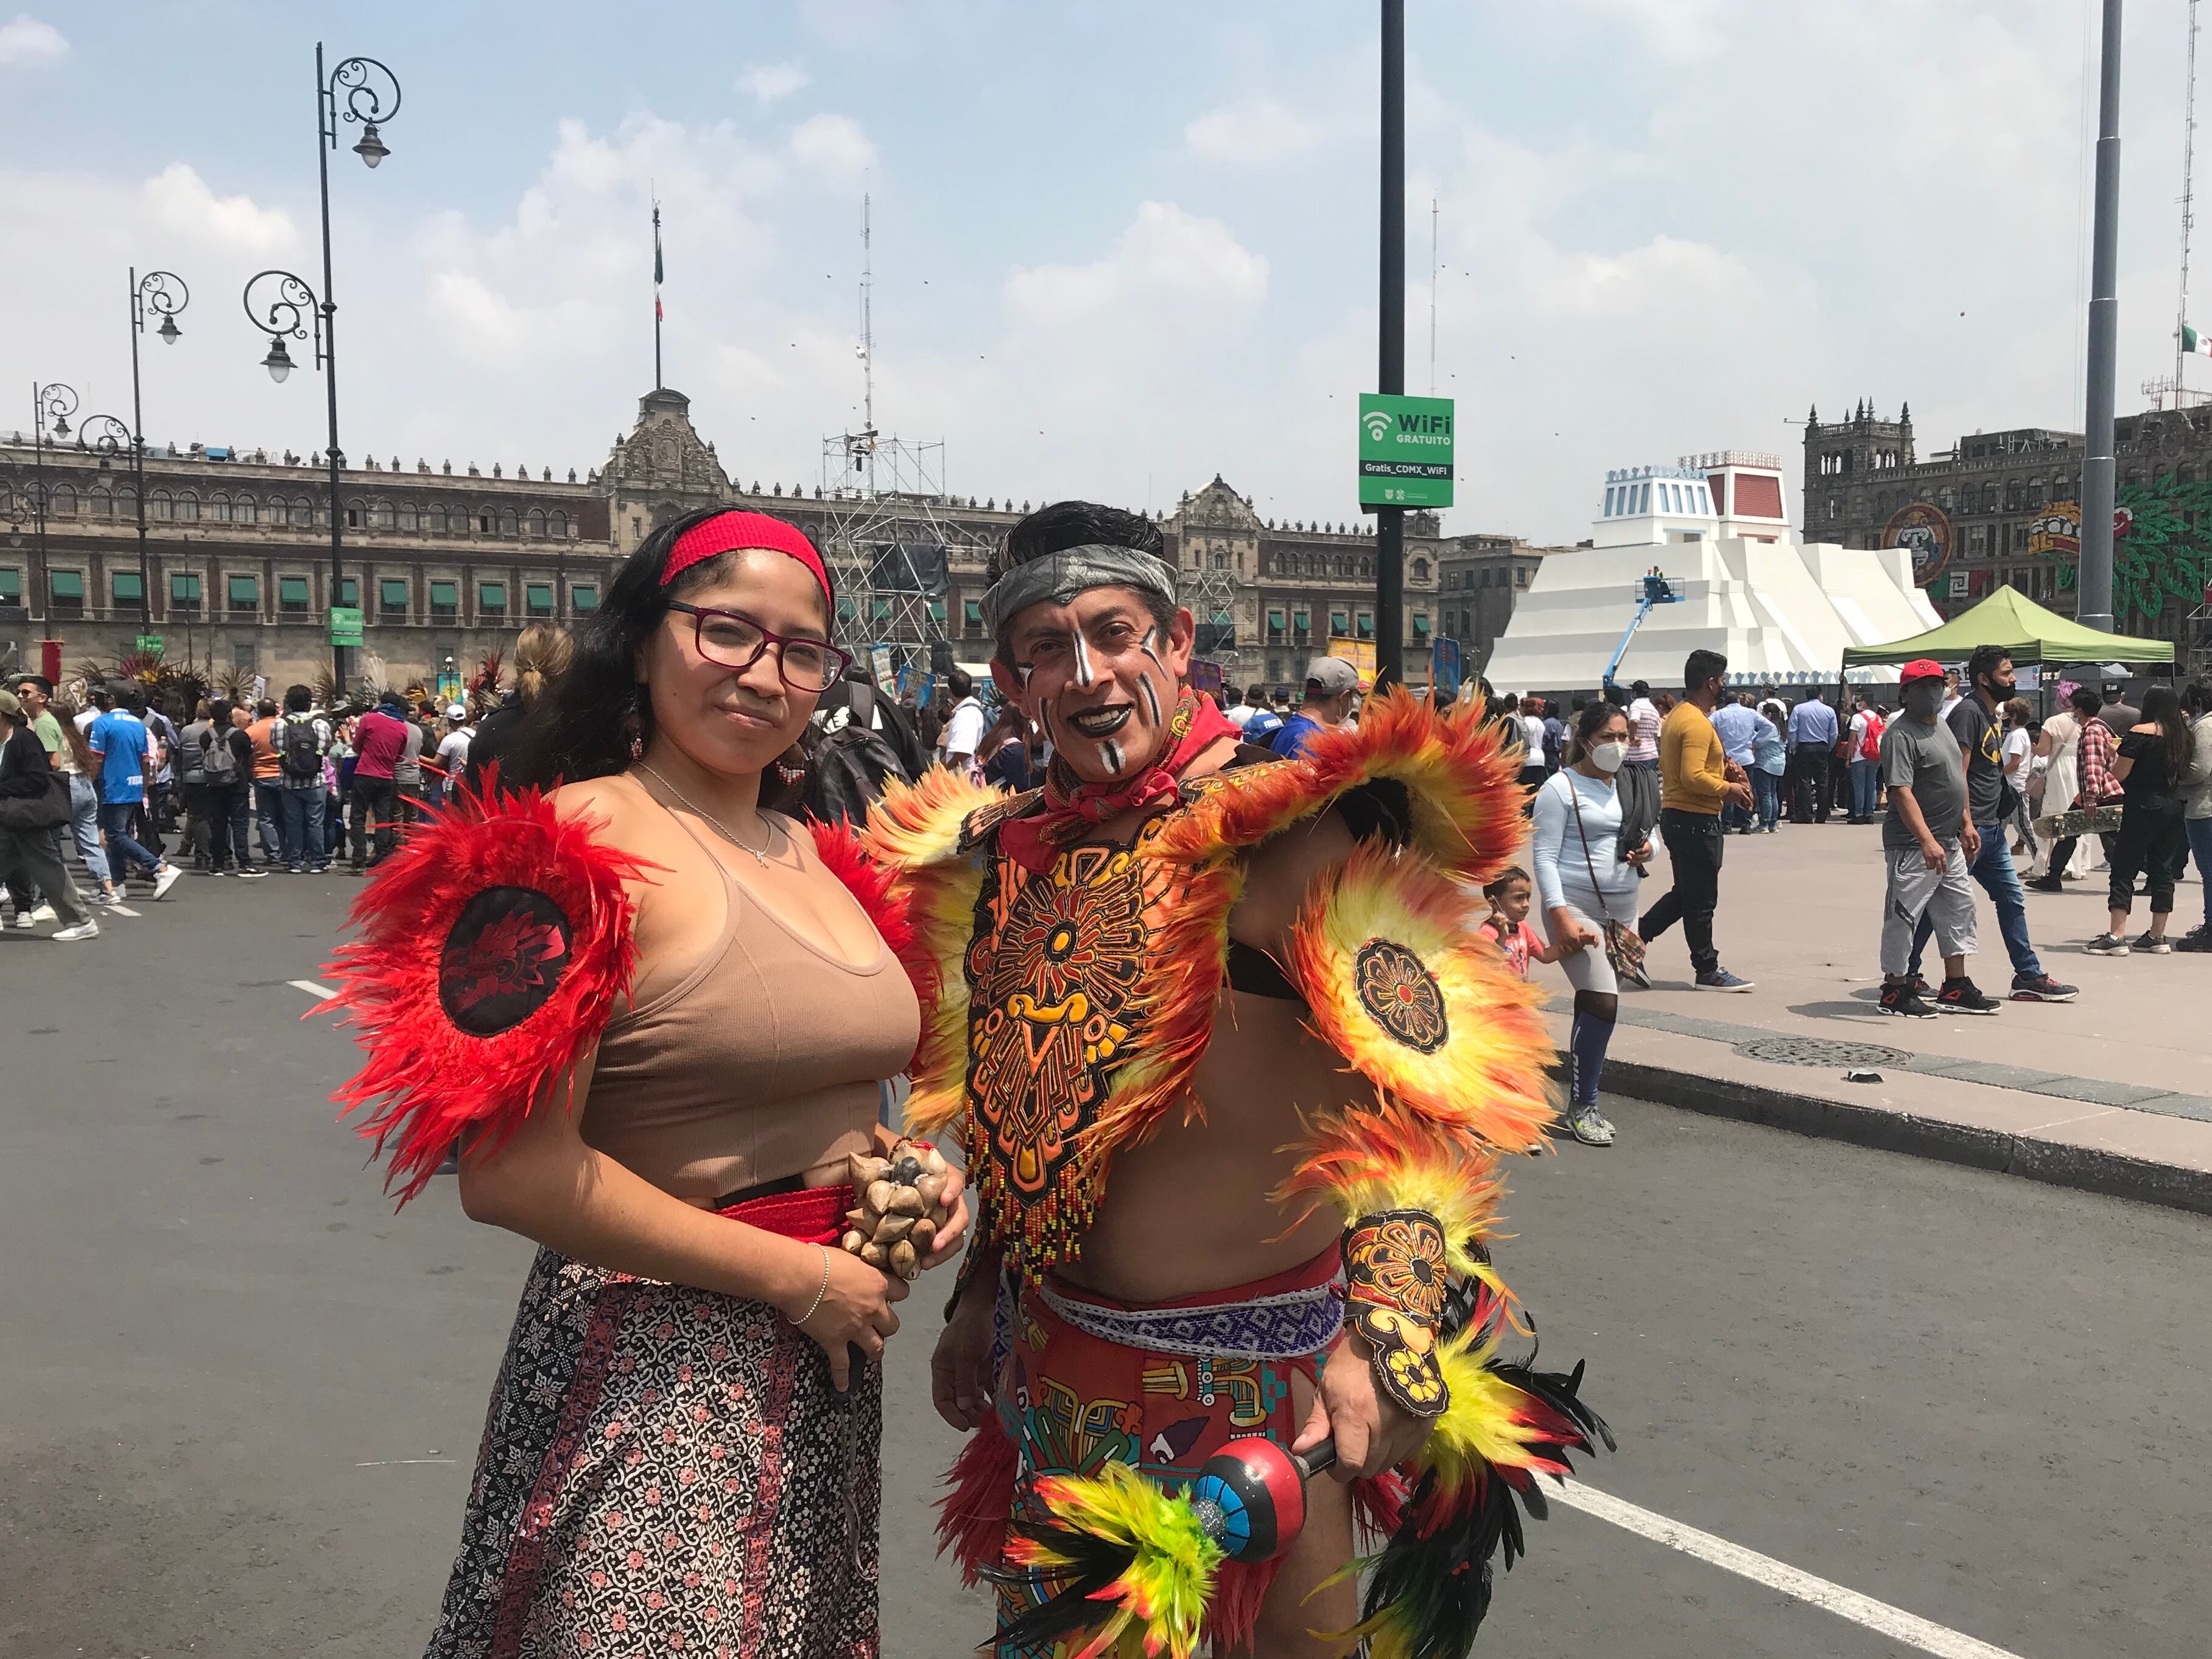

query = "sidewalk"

[1526,815,2212,1214]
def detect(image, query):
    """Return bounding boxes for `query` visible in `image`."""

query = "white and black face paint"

[1070,628,1097,691]
[1136,673,1163,729]
[1100,739,1125,775]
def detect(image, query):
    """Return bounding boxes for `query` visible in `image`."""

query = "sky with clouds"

[0,1,2202,544]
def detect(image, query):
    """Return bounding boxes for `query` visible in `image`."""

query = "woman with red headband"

[321,505,964,1656]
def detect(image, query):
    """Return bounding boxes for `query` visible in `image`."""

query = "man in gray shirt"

[1880,659,1986,1016]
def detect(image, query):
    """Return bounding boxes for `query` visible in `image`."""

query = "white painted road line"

[107,904,141,917]
[353,1457,456,1468]
[1552,1478,2028,1659]
[290,980,339,1000]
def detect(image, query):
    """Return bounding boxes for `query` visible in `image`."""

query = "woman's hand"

[1547,905,1599,956]
[932,1274,997,1429]
[1621,839,1652,868]
[787,1242,909,1393]
[921,1163,969,1272]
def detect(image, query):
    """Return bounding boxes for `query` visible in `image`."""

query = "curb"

[1578,1051,2212,1219]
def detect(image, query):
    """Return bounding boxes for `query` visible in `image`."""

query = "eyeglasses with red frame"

[667,601,852,693]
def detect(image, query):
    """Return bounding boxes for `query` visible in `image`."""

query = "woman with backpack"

[200,700,261,877]
[1846,698,1886,824]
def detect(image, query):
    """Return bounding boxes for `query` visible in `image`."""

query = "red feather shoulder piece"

[318,779,653,1205]
[1157,687,1523,883]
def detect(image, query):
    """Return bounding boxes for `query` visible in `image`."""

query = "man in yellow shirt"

[1641,648,1756,990]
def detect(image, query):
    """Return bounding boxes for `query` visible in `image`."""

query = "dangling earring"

[775,742,807,787]
[626,684,646,763]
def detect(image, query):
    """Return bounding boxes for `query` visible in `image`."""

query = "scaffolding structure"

[1181,553,1241,681]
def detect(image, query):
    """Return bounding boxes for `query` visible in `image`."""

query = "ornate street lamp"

[241,43,401,696]
[126,268,189,642]
[27,381,77,611]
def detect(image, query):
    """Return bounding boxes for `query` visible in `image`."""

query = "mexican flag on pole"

[2186,323,2212,354]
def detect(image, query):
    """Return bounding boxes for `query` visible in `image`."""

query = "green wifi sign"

[1358,393,1454,509]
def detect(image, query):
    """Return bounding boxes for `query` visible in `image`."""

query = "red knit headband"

[659,510,832,602]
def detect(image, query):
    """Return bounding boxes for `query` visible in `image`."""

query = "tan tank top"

[581,808,921,1202]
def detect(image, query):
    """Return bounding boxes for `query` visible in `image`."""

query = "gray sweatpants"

[1881,841,1976,977]
[0,824,90,927]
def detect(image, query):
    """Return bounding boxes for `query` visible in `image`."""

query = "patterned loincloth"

[987,1247,1346,1656]
[422,1193,879,1659]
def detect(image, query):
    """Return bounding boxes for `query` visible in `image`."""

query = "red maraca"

[1181,1436,1337,1563]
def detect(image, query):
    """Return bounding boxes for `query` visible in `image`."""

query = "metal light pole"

[1374,0,1407,690]
[2079,0,2124,634]
[75,413,135,627]
[245,43,400,697]
[29,381,76,613]
[127,268,188,642]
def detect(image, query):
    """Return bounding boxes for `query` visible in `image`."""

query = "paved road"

[4,875,2207,1658]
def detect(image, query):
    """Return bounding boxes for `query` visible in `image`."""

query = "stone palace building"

[0,385,1546,698]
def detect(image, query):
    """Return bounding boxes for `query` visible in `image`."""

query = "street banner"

[329,605,363,647]
[1881,501,1954,587]
[2029,501,2081,558]
[868,642,896,695]
[1358,393,1455,508]
[1327,637,1378,686]
[1430,635,1462,697]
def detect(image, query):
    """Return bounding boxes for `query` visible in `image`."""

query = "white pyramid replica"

[1483,451,1942,693]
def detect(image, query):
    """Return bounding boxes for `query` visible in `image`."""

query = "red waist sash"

[715,1182,852,1246]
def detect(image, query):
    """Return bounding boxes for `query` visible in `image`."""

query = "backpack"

[201,724,239,785]
[1857,712,1884,762]
[279,716,323,781]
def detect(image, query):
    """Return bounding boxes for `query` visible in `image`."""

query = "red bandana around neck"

[999,689,1242,873]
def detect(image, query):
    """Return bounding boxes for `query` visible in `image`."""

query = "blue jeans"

[2191,816,2212,930]
[1849,759,1881,822]
[1752,768,1782,830]
[97,800,163,880]
[67,773,111,886]
[1911,820,2043,980]
[278,786,325,868]
[255,780,285,861]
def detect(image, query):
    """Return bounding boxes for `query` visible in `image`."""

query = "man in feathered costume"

[840,501,1609,1658]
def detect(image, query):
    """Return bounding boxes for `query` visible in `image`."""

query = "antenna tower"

[1428,197,1438,395]
[819,194,983,672]
[2181,0,2203,399]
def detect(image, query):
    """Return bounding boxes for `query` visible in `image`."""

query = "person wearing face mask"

[1904,644,2078,1003]
[323,508,968,1655]
[1531,702,1657,1145]
[864,500,1602,1659]
[1877,660,1984,1016]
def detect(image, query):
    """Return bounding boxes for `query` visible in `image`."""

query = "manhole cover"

[1734,1035,1912,1068]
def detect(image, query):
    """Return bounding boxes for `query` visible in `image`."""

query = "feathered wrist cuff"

[1343,1210,1452,1417]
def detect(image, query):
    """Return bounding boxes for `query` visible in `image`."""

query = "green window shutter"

[279,576,311,605]
[51,570,85,599]
[0,569,21,602]
[1329,609,1347,635]
[571,585,598,614]
[337,577,359,606]
[964,600,982,624]
[1266,609,1285,630]
[380,578,408,606]
[171,572,201,602]
[837,595,858,623]
[927,599,947,622]
[1293,609,1310,628]
[527,583,555,614]
[112,570,145,602]
[1413,614,1431,636]
[479,582,506,609]
[228,575,258,606]
[872,598,891,622]
[1357,613,1374,639]
[430,580,458,606]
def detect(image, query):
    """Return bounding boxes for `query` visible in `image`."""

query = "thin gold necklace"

[636,762,773,866]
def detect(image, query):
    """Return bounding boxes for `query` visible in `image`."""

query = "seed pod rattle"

[840,1138,953,1281]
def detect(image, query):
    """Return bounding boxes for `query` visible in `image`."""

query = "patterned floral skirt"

[421,1247,881,1659]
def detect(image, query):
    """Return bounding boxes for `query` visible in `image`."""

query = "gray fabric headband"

[979,543,1179,637]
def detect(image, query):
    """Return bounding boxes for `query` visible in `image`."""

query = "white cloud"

[1006,202,1267,325]
[740,61,809,101]
[1184,96,1319,166]
[0,13,65,68]
[141,164,298,257]
[788,113,877,179]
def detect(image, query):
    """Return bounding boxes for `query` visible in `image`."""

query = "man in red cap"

[1878,658,1987,1015]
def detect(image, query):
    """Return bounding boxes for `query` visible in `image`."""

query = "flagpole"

[652,198,664,390]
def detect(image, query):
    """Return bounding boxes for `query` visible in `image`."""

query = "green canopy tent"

[1841,583,2174,670]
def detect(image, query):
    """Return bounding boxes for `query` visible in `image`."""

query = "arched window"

[499,508,518,536]
[49,485,75,516]
[148,489,172,521]
[209,493,231,523]
[1212,550,1228,570]
[291,496,314,527]
[368,499,395,530]
[426,503,448,535]
[478,510,495,535]
[527,508,547,537]
[88,489,113,519]
[174,491,198,522]
[396,502,418,531]
[549,510,568,538]
[1412,557,1430,581]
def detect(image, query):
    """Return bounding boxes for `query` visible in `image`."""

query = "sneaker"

[28,903,57,923]
[310,862,331,874]
[286,865,306,875]
[1694,968,1755,992]
[1936,978,2001,1015]
[151,865,181,900]
[1564,1103,1617,1146]
[2132,931,2173,956]
[91,890,123,907]
[2010,973,2079,1002]
[236,867,268,880]
[1878,983,1938,1017]
[1906,972,1933,996]
[51,919,99,941]
[2083,932,2129,956]
[10,911,31,930]
[2174,927,2212,953]
[2026,875,2065,893]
